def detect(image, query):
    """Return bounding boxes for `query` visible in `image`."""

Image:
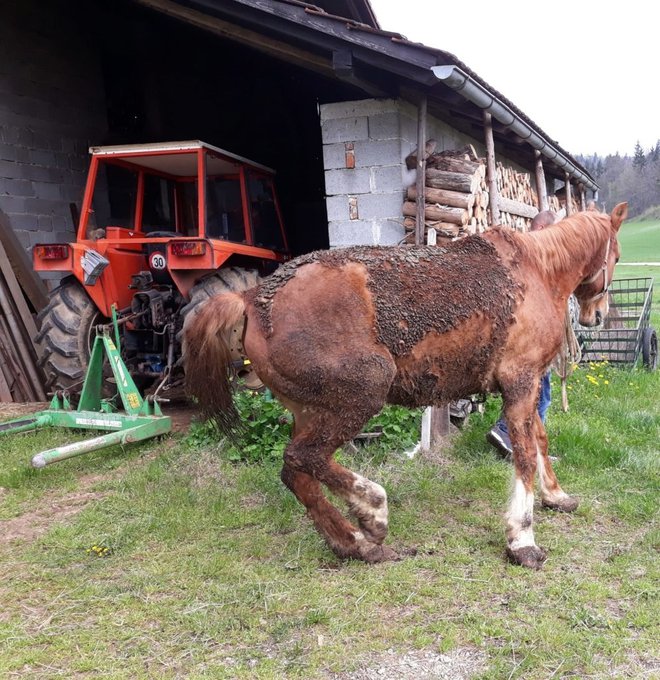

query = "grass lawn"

[616,217,660,263]
[1,358,658,678]
[0,211,657,679]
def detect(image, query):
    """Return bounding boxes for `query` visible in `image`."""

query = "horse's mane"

[512,212,611,279]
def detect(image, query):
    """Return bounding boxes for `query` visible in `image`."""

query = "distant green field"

[617,217,660,263]
[614,217,659,314]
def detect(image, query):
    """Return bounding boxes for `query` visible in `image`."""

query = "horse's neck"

[529,216,605,296]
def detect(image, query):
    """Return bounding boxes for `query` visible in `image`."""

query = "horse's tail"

[183,292,246,435]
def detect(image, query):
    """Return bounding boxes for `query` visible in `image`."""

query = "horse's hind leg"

[280,403,398,564]
[534,418,579,513]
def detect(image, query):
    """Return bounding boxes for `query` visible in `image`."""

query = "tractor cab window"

[206,176,245,243]
[142,175,177,234]
[91,163,136,230]
[248,175,284,251]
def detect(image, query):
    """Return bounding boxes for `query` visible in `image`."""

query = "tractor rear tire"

[35,276,108,394]
[181,267,262,390]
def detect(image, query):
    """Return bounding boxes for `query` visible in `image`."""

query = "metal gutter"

[431,65,598,192]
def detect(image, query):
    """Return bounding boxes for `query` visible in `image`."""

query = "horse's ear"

[610,202,628,231]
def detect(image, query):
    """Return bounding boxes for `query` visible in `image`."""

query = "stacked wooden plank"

[0,217,48,402]
[402,145,543,243]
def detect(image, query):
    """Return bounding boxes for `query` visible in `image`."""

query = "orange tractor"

[33,140,290,394]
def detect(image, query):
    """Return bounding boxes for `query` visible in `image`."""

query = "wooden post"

[415,96,427,246]
[482,111,500,225]
[564,173,573,216]
[534,150,548,212]
[421,405,451,453]
[579,184,586,211]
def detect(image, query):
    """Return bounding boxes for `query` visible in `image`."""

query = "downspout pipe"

[431,65,598,192]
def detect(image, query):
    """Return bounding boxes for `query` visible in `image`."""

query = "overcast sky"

[369,0,659,158]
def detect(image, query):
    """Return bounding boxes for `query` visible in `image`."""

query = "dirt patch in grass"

[0,402,48,420]
[327,647,486,679]
[0,489,106,544]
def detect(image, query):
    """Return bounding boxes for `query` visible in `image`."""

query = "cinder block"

[368,112,401,140]
[33,181,61,200]
[0,178,34,197]
[0,195,30,213]
[377,219,406,245]
[328,220,377,247]
[14,229,31,250]
[28,165,64,183]
[30,149,57,167]
[55,230,75,242]
[321,116,369,144]
[325,195,350,222]
[0,144,19,162]
[371,166,405,193]
[355,192,403,220]
[8,213,38,230]
[321,99,398,121]
[324,168,371,196]
[51,214,71,231]
[322,143,348,170]
[353,139,401,168]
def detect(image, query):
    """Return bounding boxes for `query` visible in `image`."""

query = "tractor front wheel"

[35,276,108,393]
[180,268,262,390]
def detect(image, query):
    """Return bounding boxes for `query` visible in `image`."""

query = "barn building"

[1,0,597,260]
[0,0,598,403]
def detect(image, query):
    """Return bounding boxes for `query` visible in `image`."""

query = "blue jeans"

[496,371,551,434]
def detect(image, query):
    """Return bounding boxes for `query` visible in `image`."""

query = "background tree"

[578,141,660,218]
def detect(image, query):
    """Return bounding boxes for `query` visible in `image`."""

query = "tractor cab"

[34,141,289,316]
[33,141,290,394]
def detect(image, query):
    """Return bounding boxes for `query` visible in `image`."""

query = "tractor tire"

[641,327,658,370]
[180,267,262,390]
[35,276,108,394]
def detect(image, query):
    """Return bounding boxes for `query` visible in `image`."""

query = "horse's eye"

[615,257,620,263]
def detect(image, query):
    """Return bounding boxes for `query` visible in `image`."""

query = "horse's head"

[574,202,627,327]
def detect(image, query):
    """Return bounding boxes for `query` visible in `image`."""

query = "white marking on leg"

[350,474,388,528]
[506,477,536,550]
[334,473,388,540]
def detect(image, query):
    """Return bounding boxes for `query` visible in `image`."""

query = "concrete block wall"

[0,0,107,269]
[320,98,487,247]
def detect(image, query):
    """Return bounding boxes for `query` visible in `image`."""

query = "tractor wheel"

[35,276,108,393]
[641,327,658,370]
[180,267,262,390]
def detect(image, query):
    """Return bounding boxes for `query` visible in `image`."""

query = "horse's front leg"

[503,396,547,569]
[534,417,580,513]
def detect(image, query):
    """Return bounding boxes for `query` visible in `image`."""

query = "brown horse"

[185,203,627,569]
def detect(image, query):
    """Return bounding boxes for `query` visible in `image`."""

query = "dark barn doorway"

[93,2,365,256]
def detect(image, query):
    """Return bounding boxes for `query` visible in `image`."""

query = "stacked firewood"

[402,144,546,243]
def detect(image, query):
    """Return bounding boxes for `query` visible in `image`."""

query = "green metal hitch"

[0,310,171,467]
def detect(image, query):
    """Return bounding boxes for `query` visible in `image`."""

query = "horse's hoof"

[542,495,580,513]
[506,545,547,570]
[359,543,401,564]
[359,523,388,545]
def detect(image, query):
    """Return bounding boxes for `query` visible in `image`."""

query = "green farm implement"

[0,312,171,467]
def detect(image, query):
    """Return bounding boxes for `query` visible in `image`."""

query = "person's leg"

[487,412,512,457]
[537,372,552,423]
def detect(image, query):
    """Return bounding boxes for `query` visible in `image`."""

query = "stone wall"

[0,0,107,267]
[320,98,482,248]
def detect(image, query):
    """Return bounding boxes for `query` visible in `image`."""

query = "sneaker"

[486,423,513,458]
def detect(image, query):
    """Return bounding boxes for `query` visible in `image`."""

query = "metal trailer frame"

[577,277,658,369]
